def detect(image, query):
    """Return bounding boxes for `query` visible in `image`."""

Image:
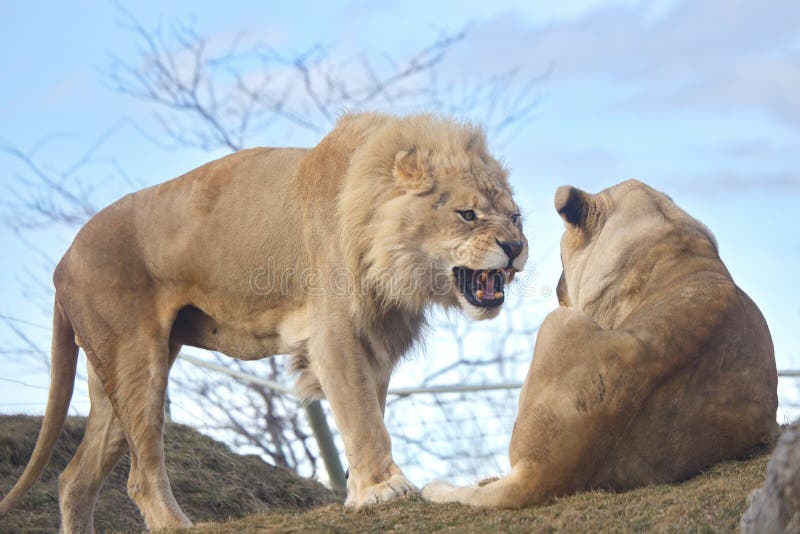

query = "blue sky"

[1,1,799,421]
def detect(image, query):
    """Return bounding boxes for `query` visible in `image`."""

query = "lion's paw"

[345,474,417,508]
[420,479,461,503]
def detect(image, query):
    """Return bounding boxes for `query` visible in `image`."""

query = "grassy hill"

[0,415,771,533]
[0,415,336,532]
[185,453,769,533]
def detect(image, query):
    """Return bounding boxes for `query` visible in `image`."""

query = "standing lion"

[423,179,778,508]
[0,113,528,531]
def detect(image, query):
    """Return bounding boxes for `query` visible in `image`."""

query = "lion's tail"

[0,295,79,518]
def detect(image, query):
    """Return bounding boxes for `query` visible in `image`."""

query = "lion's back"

[54,147,311,327]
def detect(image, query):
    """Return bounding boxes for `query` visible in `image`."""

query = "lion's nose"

[496,239,523,261]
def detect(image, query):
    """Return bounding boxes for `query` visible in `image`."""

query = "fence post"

[164,387,172,423]
[304,400,347,493]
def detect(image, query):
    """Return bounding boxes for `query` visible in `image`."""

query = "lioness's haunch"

[0,113,528,532]
[422,179,778,508]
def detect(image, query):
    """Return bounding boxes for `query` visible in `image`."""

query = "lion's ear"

[393,147,435,194]
[555,185,590,227]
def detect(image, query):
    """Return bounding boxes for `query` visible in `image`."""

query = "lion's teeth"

[507,270,515,282]
[480,271,488,282]
[494,291,504,299]
[475,289,484,299]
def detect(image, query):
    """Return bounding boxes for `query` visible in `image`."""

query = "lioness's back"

[609,284,777,487]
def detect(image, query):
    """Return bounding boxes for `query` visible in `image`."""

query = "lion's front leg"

[309,322,416,507]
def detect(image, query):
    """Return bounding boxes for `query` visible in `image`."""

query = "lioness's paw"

[421,479,460,503]
[345,474,417,508]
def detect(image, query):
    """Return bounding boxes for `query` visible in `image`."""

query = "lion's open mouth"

[452,267,515,307]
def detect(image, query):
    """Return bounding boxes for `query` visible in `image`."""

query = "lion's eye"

[511,213,522,226]
[457,209,477,222]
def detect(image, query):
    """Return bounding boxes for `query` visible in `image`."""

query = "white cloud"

[455,0,800,124]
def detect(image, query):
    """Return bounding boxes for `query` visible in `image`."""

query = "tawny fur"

[0,112,528,532]
[422,179,778,508]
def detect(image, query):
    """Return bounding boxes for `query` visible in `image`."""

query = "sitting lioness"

[422,179,778,508]
[0,113,528,531]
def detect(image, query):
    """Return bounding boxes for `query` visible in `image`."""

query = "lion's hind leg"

[96,335,190,530]
[59,362,128,533]
[118,341,190,530]
[423,307,645,510]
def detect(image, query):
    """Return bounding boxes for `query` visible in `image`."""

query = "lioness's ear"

[555,185,590,227]
[393,147,435,194]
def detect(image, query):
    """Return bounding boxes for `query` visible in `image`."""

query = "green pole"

[304,400,347,493]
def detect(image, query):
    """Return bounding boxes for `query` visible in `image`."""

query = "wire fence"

[2,346,798,490]
[175,351,525,486]
[2,306,798,491]
[173,353,800,489]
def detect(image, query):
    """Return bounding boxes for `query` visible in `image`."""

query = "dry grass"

[185,453,769,534]
[0,415,336,533]
[0,414,771,533]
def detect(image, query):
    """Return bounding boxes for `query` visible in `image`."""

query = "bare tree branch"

[104,7,542,152]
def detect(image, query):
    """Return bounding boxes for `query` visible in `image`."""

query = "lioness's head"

[341,114,528,320]
[554,179,718,328]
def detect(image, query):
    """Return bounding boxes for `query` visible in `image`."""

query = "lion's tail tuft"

[0,295,79,519]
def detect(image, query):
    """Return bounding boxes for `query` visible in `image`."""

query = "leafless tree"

[104,4,543,152]
[1,5,544,479]
[169,353,320,475]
